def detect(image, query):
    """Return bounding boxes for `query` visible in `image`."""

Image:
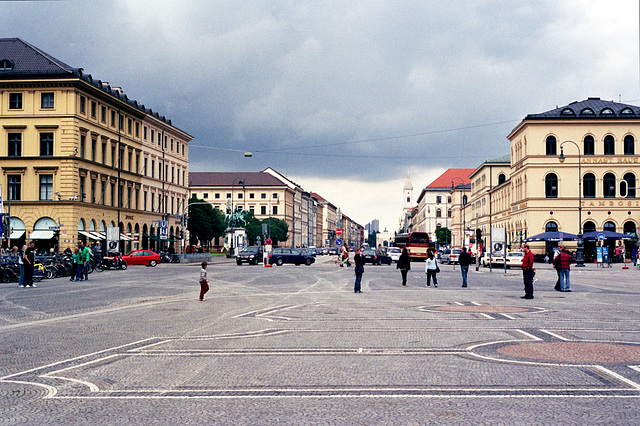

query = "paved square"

[1,258,640,423]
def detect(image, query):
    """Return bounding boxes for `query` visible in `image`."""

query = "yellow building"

[0,38,191,253]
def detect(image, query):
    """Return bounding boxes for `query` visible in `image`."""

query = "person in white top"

[424,250,439,287]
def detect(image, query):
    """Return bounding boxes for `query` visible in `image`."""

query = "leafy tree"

[187,196,225,246]
[435,226,451,247]
[244,212,265,245]
[265,217,288,245]
[367,231,378,248]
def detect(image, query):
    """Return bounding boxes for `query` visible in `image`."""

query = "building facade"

[0,38,191,253]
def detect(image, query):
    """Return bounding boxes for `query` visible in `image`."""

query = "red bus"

[394,232,430,260]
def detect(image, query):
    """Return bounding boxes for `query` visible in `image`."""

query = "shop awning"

[29,230,55,240]
[120,233,134,241]
[9,230,25,239]
[142,233,161,242]
[79,231,103,240]
[91,232,106,240]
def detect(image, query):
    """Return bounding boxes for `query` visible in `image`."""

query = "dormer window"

[561,108,575,115]
[621,107,635,115]
[0,59,13,70]
[600,108,614,115]
[580,108,595,115]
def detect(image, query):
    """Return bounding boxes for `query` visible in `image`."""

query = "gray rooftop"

[526,97,640,119]
[189,172,287,187]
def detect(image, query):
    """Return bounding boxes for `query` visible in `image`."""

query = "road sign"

[336,228,342,236]
[265,238,272,245]
[159,220,168,228]
[160,227,168,240]
[336,238,342,245]
[597,232,605,241]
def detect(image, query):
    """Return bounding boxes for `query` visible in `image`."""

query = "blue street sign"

[336,239,342,245]
[597,233,605,241]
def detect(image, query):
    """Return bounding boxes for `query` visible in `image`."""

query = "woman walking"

[397,248,411,286]
[353,248,364,293]
[424,250,439,288]
[199,261,209,301]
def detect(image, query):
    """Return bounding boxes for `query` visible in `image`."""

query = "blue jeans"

[460,265,469,287]
[560,268,570,291]
[354,273,362,292]
[19,264,25,286]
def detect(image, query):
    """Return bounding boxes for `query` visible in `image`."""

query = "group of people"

[521,243,574,299]
[15,241,37,288]
[67,241,93,282]
[350,246,476,293]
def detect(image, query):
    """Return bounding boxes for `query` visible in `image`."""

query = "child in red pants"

[199,261,209,301]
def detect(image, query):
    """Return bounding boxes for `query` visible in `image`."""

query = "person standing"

[458,247,472,288]
[558,246,572,292]
[353,248,364,293]
[71,247,80,281]
[341,244,350,267]
[199,261,209,301]
[632,245,638,266]
[93,241,102,266]
[78,241,90,281]
[424,250,439,288]
[17,245,25,287]
[521,243,534,299]
[396,248,411,286]
[23,241,36,288]
[553,245,562,291]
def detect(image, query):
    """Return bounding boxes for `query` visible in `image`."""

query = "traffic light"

[476,228,482,242]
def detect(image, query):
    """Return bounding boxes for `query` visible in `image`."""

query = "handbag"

[435,260,440,274]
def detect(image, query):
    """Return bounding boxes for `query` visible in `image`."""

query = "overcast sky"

[2,1,639,231]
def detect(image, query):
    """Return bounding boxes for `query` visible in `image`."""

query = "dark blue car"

[268,248,315,266]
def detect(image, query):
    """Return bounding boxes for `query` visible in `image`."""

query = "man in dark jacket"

[458,247,473,287]
[396,248,411,287]
[556,247,572,292]
[353,248,364,293]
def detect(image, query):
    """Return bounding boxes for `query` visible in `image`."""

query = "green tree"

[187,196,225,247]
[244,212,264,245]
[435,227,451,247]
[265,218,288,245]
[367,231,378,248]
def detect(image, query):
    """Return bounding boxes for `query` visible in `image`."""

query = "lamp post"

[451,177,467,248]
[558,140,585,267]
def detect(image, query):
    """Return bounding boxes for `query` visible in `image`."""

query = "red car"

[122,250,161,267]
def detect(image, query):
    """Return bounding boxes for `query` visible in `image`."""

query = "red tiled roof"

[189,172,286,187]
[426,168,475,189]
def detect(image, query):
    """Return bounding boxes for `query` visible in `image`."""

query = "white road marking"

[513,329,543,341]
[594,366,640,390]
[540,329,570,341]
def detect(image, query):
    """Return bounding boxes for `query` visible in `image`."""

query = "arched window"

[621,172,636,198]
[601,108,615,115]
[580,108,595,116]
[436,208,442,218]
[583,173,596,198]
[603,173,616,198]
[583,221,596,233]
[603,221,616,232]
[545,173,558,198]
[546,136,557,156]
[623,221,637,237]
[561,108,575,116]
[462,195,468,205]
[498,173,506,185]
[583,135,595,155]
[624,135,635,155]
[545,221,558,232]
[621,107,635,115]
[0,59,13,70]
[604,135,615,155]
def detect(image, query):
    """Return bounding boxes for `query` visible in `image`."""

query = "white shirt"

[425,257,438,271]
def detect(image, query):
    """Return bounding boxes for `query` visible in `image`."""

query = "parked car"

[504,251,524,269]
[386,247,402,263]
[122,250,161,267]
[328,247,339,255]
[268,248,315,266]
[481,252,505,267]
[362,248,392,265]
[440,248,463,264]
[236,246,263,265]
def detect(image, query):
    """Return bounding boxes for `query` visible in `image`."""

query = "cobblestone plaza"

[1,259,640,424]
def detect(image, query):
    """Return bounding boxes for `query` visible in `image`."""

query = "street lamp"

[229,178,245,257]
[558,141,585,267]
[436,193,450,247]
[451,177,467,248]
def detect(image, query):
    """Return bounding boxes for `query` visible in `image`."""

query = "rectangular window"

[151,129,155,142]
[238,193,243,199]
[144,191,148,210]
[9,93,22,109]
[111,111,116,126]
[91,101,97,118]
[91,179,96,203]
[128,151,133,172]
[39,174,53,200]
[261,193,266,199]
[272,206,278,215]
[215,193,220,199]
[136,154,140,173]
[151,193,155,211]
[79,96,86,113]
[111,183,116,207]
[135,122,139,137]
[182,144,185,156]
[144,158,148,176]
[41,92,54,109]
[79,135,85,158]
[226,193,231,198]
[261,206,266,215]
[91,139,96,162]
[111,146,116,167]
[120,148,125,169]
[203,193,209,199]
[40,133,54,156]
[8,175,21,201]
[79,176,85,201]
[101,181,106,205]
[143,126,148,140]
[171,167,175,183]
[171,138,174,151]
[250,206,255,214]
[127,118,132,134]
[102,142,107,164]
[151,160,155,178]
[101,106,106,122]
[8,133,21,156]
[119,114,123,130]
[272,193,278,199]
[249,193,255,199]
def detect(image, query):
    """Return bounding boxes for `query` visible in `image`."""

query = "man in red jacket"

[556,247,572,292]
[521,244,535,299]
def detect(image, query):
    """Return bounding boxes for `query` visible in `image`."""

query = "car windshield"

[452,250,462,254]
[241,247,259,253]
[364,249,376,255]
[387,248,401,253]
[508,253,523,257]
